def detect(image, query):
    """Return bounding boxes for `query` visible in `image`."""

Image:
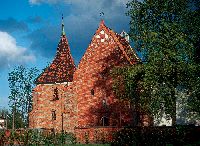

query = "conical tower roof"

[36,16,76,84]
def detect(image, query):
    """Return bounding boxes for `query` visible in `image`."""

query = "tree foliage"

[0,108,11,129]
[112,0,200,125]
[8,65,39,128]
[111,65,144,125]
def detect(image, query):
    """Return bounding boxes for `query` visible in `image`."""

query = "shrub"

[112,126,200,146]
[1,129,77,145]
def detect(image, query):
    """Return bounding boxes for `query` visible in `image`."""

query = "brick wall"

[29,83,77,132]
[72,23,137,128]
[74,127,122,143]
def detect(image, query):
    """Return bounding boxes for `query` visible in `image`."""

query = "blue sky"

[0,0,131,109]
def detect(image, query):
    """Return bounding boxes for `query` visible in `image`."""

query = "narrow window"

[101,116,109,126]
[53,87,59,100]
[52,110,56,120]
[91,89,94,95]
[102,99,106,107]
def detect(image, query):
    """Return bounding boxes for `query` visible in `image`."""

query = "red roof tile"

[96,20,140,65]
[36,20,139,84]
[36,33,76,84]
[115,33,141,64]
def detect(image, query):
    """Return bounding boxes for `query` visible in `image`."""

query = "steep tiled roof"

[115,33,141,64]
[97,20,140,64]
[35,21,76,84]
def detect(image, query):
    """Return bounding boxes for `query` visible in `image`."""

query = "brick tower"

[29,16,76,131]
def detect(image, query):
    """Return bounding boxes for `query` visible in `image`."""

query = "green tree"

[8,65,39,129]
[184,0,200,116]
[113,0,200,126]
[0,108,11,129]
[112,65,144,126]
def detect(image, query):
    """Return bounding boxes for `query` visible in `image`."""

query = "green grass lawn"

[69,144,110,146]
[40,144,110,146]
[30,144,110,146]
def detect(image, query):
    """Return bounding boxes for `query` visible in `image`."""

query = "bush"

[112,126,200,146]
[0,129,77,145]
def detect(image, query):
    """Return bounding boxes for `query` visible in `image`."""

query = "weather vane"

[100,12,104,19]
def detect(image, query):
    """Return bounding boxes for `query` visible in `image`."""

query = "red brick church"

[29,19,152,142]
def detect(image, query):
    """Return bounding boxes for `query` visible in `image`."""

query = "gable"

[75,20,140,78]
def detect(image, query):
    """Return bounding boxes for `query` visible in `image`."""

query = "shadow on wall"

[88,49,132,127]
[92,49,130,98]
[88,100,134,127]
[89,50,153,127]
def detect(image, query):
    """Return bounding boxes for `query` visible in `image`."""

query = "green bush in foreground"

[0,129,77,145]
[112,126,200,146]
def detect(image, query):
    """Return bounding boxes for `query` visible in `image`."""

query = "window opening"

[53,87,59,100]
[102,99,107,107]
[101,116,109,126]
[91,89,94,96]
[52,110,56,120]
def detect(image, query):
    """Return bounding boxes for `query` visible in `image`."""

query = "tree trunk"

[132,96,140,126]
[172,63,177,126]
[27,97,31,128]
[12,107,15,130]
[172,103,176,126]
[171,89,176,126]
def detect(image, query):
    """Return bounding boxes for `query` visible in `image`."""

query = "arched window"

[102,99,107,107]
[101,116,109,126]
[52,110,56,120]
[53,87,59,100]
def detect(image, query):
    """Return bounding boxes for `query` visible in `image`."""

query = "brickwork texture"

[29,20,152,143]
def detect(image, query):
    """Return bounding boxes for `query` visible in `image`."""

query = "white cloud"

[65,0,130,35]
[29,0,130,32]
[28,0,131,59]
[29,0,130,25]
[29,0,77,5]
[0,31,35,69]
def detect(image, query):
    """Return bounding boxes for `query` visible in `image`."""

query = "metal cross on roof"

[61,14,65,35]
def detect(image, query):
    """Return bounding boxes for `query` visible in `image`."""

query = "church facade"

[29,19,152,142]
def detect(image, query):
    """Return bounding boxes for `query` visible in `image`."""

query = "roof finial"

[99,12,105,26]
[100,12,104,17]
[61,14,65,35]
[100,12,104,21]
